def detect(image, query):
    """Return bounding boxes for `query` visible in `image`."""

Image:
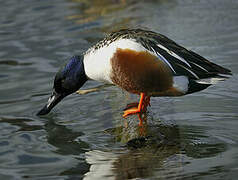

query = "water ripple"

[0,0,238,179]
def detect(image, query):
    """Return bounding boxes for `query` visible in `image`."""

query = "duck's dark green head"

[37,55,87,116]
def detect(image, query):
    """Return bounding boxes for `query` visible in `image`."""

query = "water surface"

[0,0,238,179]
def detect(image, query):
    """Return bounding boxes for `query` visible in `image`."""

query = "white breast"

[83,38,148,84]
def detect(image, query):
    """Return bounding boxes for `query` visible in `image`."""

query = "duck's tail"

[187,73,231,94]
[195,74,231,85]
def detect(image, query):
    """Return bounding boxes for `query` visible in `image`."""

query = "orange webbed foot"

[123,93,150,118]
[123,107,141,117]
[123,102,139,111]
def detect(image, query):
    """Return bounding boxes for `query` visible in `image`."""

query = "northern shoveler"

[37,28,232,120]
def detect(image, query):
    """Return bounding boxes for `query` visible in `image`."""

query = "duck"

[37,28,232,121]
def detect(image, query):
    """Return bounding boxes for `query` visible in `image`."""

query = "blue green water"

[0,0,238,179]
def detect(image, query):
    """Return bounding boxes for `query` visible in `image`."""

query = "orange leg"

[123,93,150,118]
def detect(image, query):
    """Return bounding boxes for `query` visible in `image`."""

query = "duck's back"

[83,29,232,95]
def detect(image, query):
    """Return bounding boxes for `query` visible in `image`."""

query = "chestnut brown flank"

[110,48,174,95]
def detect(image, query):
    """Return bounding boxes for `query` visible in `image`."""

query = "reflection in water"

[0,115,227,179]
[83,113,227,179]
[0,116,42,132]
[111,115,181,179]
[0,0,237,178]
[67,0,173,33]
[0,117,90,178]
[44,118,91,178]
[67,0,129,32]
[45,119,89,155]
[67,0,126,23]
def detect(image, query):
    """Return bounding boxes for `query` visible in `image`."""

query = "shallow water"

[0,0,238,179]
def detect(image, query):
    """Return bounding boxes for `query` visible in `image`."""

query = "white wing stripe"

[195,77,227,84]
[157,44,191,68]
[150,47,176,73]
[180,65,199,79]
[190,62,208,72]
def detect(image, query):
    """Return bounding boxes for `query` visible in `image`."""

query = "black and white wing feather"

[109,29,232,81]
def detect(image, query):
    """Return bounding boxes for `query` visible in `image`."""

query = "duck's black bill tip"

[37,105,51,116]
[36,91,66,116]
